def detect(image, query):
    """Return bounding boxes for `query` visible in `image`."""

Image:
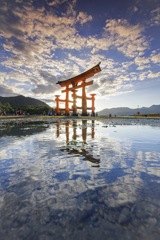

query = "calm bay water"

[0,119,160,240]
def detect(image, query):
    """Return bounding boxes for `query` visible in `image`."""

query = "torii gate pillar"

[90,94,96,116]
[65,84,70,116]
[72,89,78,116]
[82,80,87,116]
[55,95,60,115]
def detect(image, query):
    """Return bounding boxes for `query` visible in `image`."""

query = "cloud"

[2,1,148,65]
[0,1,24,40]
[32,84,58,94]
[103,19,148,58]
[151,52,160,64]
[147,71,160,79]
[0,0,93,69]
[45,0,68,7]
[39,70,57,83]
[76,12,92,25]
[87,83,99,93]
[0,85,17,97]
[151,7,160,26]
[0,0,159,106]
[134,56,150,70]
[135,56,150,65]
[100,77,117,86]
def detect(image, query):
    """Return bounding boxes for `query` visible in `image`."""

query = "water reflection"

[0,119,160,240]
[0,122,48,137]
[55,119,95,143]
[55,120,100,166]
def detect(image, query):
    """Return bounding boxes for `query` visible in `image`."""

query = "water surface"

[0,119,160,240]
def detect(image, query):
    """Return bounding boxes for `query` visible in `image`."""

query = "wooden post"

[72,89,78,116]
[65,84,69,115]
[90,94,96,116]
[55,95,60,115]
[82,80,87,116]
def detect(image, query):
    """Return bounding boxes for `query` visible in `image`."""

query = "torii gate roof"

[56,62,101,87]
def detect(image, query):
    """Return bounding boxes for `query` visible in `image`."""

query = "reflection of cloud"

[1,120,160,210]
[145,152,160,177]
[1,120,160,240]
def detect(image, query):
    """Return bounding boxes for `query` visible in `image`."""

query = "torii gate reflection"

[56,120,95,143]
[55,120,100,166]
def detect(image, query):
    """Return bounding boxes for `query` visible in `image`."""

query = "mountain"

[0,95,50,108]
[98,105,160,116]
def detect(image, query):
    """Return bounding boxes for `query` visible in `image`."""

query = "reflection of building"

[55,120,99,166]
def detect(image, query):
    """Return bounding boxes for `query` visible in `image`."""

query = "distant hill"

[98,105,160,116]
[0,95,50,108]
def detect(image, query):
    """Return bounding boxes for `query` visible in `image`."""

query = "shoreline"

[0,115,160,129]
[0,114,160,121]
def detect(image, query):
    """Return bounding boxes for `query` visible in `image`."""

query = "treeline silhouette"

[0,102,54,115]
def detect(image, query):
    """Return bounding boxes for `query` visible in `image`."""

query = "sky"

[0,0,160,111]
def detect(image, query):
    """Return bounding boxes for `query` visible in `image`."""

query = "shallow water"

[0,119,160,240]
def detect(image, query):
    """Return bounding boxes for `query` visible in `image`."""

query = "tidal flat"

[0,117,160,240]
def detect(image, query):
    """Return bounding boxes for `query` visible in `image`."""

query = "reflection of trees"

[56,119,99,166]
[0,124,48,137]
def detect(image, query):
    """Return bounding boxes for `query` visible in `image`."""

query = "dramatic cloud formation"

[0,0,159,110]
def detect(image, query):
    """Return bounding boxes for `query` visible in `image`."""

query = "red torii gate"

[55,62,101,116]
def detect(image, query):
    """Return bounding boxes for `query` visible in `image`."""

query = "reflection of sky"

[0,120,160,209]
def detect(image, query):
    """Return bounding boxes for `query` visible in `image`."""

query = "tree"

[0,102,14,114]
